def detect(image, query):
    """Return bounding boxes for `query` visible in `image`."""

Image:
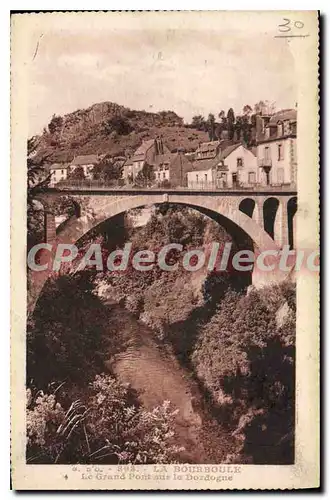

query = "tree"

[218,110,226,121]
[227,108,236,141]
[192,283,296,464]
[243,105,253,117]
[27,139,52,250]
[216,110,227,140]
[103,116,133,136]
[48,114,63,135]
[235,115,243,141]
[92,156,123,183]
[134,163,155,187]
[206,113,216,141]
[241,115,252,145]
[68,166,85,181]
[191,115,206,131]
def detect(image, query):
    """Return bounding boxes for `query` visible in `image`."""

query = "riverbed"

[102,301,237,463]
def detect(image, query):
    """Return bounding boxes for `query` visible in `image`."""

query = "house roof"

[153,153,175,168]
[71,154,99,166]
[189,143,251,172]
[219,143,241,160]
[195,141,220,153]
[134,139,155,156]
[123,139,156,164]
[190,158,219,172]
[267,109,297,126]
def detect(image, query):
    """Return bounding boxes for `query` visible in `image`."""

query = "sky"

[28,13,297,136]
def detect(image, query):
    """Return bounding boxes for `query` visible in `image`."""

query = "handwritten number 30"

[279,19,304,33]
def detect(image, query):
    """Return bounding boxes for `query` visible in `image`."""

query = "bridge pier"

[252,199,262,225]
[44,211,57,245]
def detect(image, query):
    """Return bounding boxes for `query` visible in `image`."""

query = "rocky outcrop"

[32,101,209,164]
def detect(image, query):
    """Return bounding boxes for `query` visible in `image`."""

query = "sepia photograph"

[11,10,319,490]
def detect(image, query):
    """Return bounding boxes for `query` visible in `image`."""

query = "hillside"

[31,101,209,164]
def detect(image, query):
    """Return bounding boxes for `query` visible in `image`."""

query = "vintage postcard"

[11,11,319,490]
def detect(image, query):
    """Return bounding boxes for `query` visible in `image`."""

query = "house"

[48,163,70,186]
[193,141,221,161]
[256,109,297,186]
[153,150,193,187]
[187,143,258,189]
[123,138,170,182]
[70,154,99,179]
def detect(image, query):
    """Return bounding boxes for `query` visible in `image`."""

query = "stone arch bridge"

[30,187,297,312]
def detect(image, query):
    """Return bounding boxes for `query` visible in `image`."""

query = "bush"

[26,375,184,464]
[192,283,296,464]
[103,117,133,136]
[27,272,109,388]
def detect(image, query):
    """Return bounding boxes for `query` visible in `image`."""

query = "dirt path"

[103,303,236,463]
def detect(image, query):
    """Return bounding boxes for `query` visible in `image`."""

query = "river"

[102,301,237,463]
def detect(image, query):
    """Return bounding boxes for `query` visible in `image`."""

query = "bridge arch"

[29,193,280,314]
[56,194,279,253]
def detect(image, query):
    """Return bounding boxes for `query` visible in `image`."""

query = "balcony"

[258,158,272,168]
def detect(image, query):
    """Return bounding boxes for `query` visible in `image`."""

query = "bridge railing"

[53,179,297,192]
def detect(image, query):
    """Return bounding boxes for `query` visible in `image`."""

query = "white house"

[70,154,99,179]
[256,109,297,186]
[48,163,70,186]
[187,143,258,189]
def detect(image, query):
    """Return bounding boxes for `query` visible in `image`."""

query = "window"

[61,169,64,175]
[278,144,284,161]
[248,172,256,184]
[237,158,243,167]
[264,147,270,160]
[205,173,208,182]
[163,172,166,179]
[196,174,199,182]
[158,172,160,179]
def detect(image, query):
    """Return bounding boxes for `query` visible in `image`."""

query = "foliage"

[189,102,279,146]
[92,156,123,182]
[26,375,183,464]
[103,116,133,136]
[27,140,51,250]
[134,163,155,187]
[85,375,183,464]
[48,114,63,135]
[67,166,85,180]
[227,108,236,141]
[191,115,206,131]
[192,281,296,464]
[206,113,216,141]
[26,389,67,463]
[27,272,109,388]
